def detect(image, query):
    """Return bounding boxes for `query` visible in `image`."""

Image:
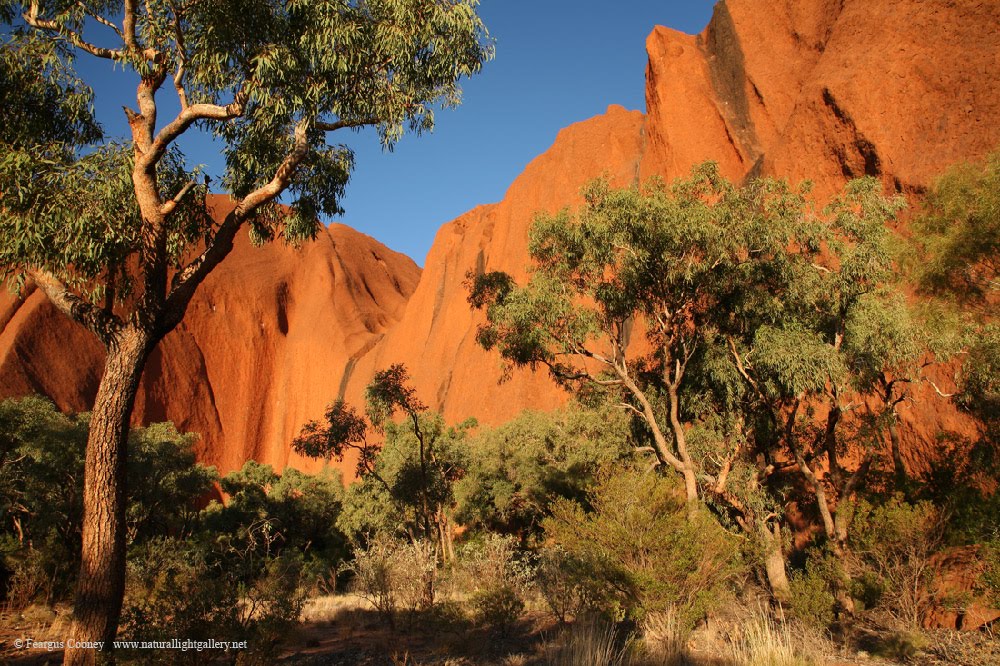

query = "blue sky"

[76,1,716,264]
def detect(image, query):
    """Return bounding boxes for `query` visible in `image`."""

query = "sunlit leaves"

[0,143,208,300]
[915,151,1000,305]
[2,0,491,314]
[0,34,101,149]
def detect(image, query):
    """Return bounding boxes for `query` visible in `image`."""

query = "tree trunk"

[65,329,151,666]
[759,521,791,604]
[667,384,699,516]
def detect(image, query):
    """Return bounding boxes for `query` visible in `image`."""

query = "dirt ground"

[1,596,997,666]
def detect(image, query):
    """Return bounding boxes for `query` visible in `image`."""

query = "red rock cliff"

[2,0,999,474]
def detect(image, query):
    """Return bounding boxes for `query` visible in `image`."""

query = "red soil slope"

[2,0,999,476]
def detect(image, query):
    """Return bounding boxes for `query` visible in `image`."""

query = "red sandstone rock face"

[0,195,420,474]
[339,105,647,426]
[2,0,999,478]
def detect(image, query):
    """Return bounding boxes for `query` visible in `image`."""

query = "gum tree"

[467,165,820,600]
[0,1,491,660]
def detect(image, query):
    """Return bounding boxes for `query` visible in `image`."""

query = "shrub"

[787,553,837,629]
[849,496,946,627]
[344,532,437,627]
[535,545,605,623]
[541,469,744,627]
[120,536,307,665]
[471,584,524,634]
[455,404,632,540]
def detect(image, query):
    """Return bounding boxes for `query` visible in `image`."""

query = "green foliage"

[471,585,524,633]
[335,412,472,546]
[0,396,222,605]
[915,151,1000,303]
[120,537,308,665]
[455,404,632,540]
[535,546,608,624]
[2,0,492,314]
[204,460,348,569]
[542,469,743,627]
[0,396,87,604]
[297,365,473,550]
[126,422,218,542]
[982,539,1000,606]
[788,552,838,629]
[958,324,1000,445]
[849,496,946,627]
[0,33,100,149]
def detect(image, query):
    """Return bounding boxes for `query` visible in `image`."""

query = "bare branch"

[143,95,248,168]
[926,380,956,398]
[170,3,189,109]
[23,1,123,60]
[77,2,123,38]
[315,117,381,132]
[160,180,198,216]
[123,0,139,52]
[618,402,643,416]
[27,269,122,341]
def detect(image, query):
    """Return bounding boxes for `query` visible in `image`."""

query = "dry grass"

[638,608,692,665]
[544,620,632,666]
[725,606,818,666]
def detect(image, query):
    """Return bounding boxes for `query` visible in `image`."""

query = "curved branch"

[27,269,122,342]
[143,94,249,168]
[162,120,311,333]
[23,1,123,60]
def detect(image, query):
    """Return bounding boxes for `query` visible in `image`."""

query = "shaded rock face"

[2,0,999,476]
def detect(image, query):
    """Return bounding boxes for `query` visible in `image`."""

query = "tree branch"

[160,180,198,216]
[143,92,249,168]
[23,1,123,60]
[315,117,381,132]
[77,2,123,38]
[27,269,122,342]
[162,120,311,333]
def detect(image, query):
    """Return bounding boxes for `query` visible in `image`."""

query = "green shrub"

[471,584,524,633]
[120,536,307,665]
[455,404,632,540]
[541,468,744,627]
[849,496,946,627]
[788,552,837,629]
[535,546,606,623]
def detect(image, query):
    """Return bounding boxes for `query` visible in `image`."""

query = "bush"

[120,537,307,665]
[787,552,837,629]
[535,545,609,623]
[541,469,744,627]
[455,404,632,540]
[849,496,946,627]
[471,584,524,634]
[344,532,437,627]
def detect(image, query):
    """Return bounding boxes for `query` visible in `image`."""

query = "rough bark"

[64,328,151,666]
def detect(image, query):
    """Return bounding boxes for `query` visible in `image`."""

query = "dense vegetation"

[2,155,998,664]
